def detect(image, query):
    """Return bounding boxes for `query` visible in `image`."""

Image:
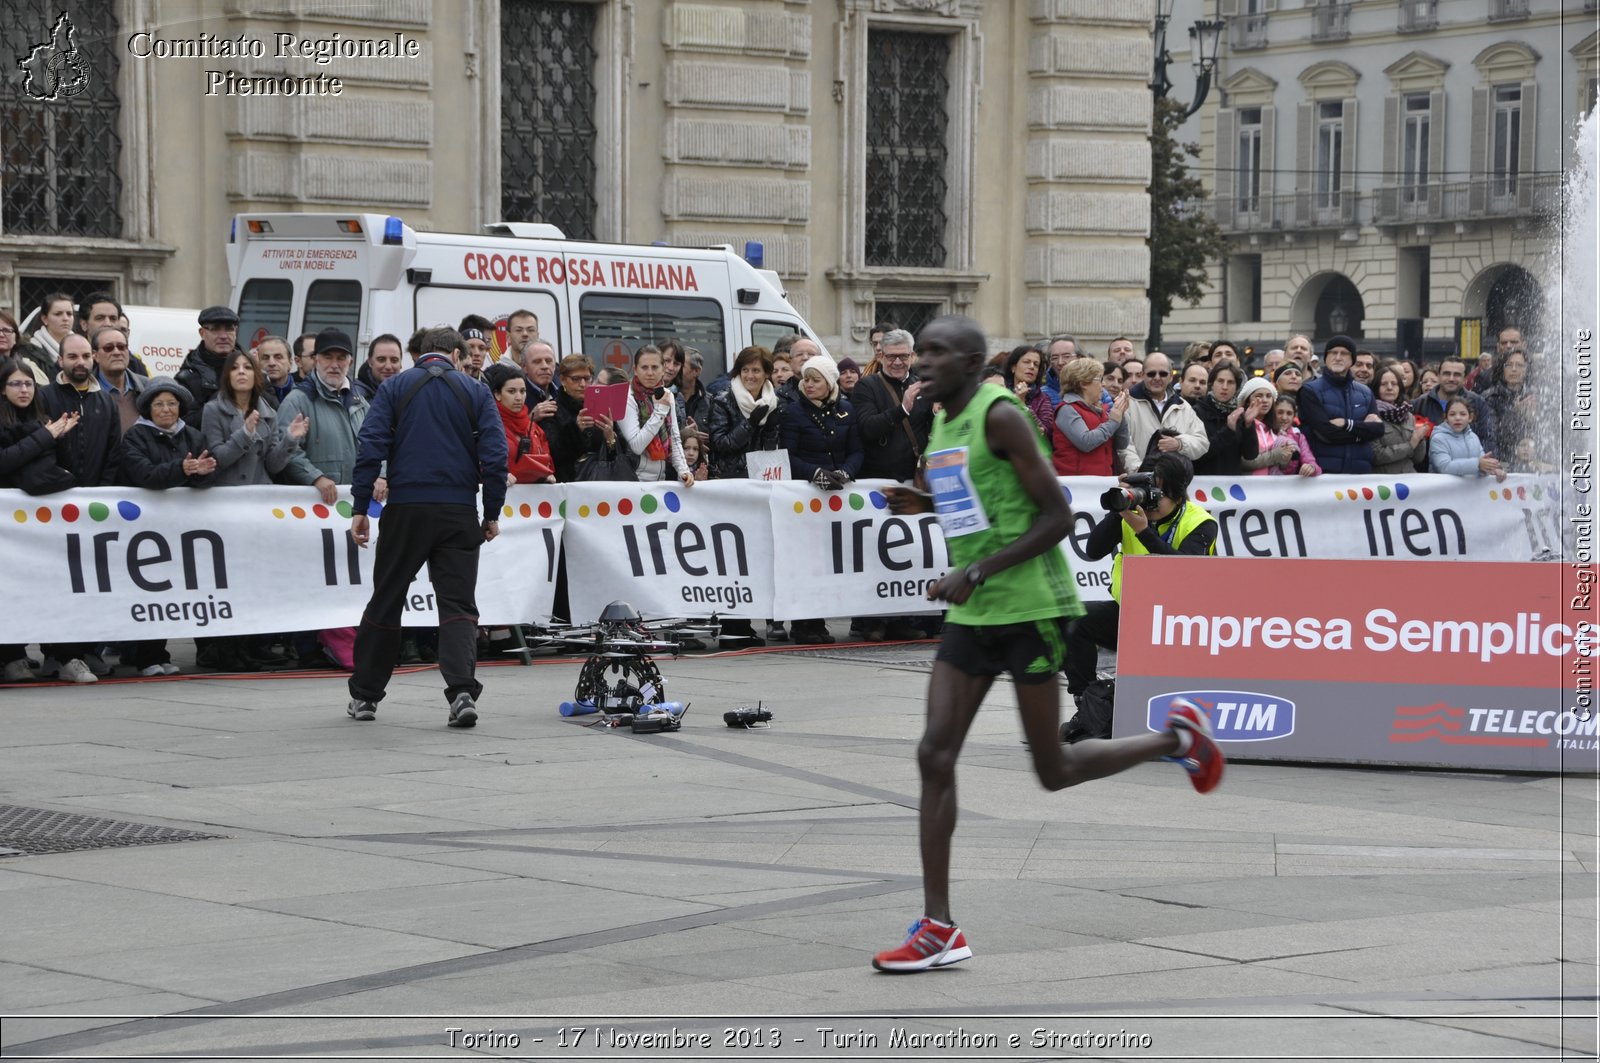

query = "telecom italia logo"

[1146,691,1296,742]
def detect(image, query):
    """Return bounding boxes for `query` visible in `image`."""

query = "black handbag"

[573,442,640,482]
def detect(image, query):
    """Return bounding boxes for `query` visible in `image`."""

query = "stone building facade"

[1161,0,1595,358]
[0,0,1164,358]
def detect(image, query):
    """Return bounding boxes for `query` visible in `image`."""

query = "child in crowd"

[1430,396,1506,481]
[1258,395,1319,476]
[679,432,710,482]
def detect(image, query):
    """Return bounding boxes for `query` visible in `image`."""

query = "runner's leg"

[919,661,993,924]
[1015,680,1178,789]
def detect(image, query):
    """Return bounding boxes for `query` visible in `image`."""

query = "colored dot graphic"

[567,490,690,518]
[272,500,365,519]
[13,499,139,523]
[1488,486,1531,502]
[793,492,889,516]
[1333,483,1410,502]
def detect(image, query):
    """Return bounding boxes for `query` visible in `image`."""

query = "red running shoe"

[1164,698,1225,794]
[871,917,972,972]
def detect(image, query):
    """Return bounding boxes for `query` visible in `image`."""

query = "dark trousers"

[350,503,483,706]
[1065,600,1121,695]
[129,640,170,669]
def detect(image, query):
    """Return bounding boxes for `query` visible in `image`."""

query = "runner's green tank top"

[925,383,1083,626]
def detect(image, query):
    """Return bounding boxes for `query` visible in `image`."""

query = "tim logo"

[17,12,90,102]
[1146,691,1295,742]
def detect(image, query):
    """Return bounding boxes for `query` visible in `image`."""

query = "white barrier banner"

[0,474,1562,638]
[1,485,564,641]
[559,480,776,622]
[766,480,949,620]
[1058,473,1563,601]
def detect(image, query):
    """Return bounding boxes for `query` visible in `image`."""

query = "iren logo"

[1145,691,1295,742]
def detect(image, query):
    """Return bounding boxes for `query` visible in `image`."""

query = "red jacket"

[498,402,554,483]
[1051,399,1115,475]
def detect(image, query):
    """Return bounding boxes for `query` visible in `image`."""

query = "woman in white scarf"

[29,292,75,362]
[707,345,781,479]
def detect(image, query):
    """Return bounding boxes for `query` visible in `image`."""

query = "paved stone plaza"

[1,639,1595,1060]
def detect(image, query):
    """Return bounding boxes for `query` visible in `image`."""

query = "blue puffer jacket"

[1297,370,1385,473]
[1429,421,1487,476]
[352,354,508,516]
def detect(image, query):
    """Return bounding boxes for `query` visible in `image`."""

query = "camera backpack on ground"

[1062,678,1115,743]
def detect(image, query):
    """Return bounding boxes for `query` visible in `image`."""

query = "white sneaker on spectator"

[160,662,181,675]
[139,664,167,677]
[3,659,34,682]
[58,659,98,684]
[84,653,113,677]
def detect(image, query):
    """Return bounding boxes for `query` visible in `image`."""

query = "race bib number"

[926,447,991,537]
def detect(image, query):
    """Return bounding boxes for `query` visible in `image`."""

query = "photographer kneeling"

[1065,453,1217,718]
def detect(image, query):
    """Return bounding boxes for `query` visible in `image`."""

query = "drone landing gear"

[574,653,666,714]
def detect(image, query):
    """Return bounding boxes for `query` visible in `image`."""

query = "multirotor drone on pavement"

[536,601,749,729]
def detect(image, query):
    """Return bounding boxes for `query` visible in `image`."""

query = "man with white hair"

[1117,351,1209,473]
[850,327,933,642]
[1284,334,1313,369]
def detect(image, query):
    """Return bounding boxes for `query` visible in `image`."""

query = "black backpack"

[1062,679,1115,743]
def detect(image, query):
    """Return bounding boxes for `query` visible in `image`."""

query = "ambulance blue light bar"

[383,216,405,245]
[744,241,764,268]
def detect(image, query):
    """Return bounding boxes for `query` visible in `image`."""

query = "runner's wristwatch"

[964,564,986,586]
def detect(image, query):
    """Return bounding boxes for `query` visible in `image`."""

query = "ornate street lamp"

[1152,0,1224,119]
[1148,2,1225,353]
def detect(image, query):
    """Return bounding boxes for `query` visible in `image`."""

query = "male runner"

[872,315,1224,974]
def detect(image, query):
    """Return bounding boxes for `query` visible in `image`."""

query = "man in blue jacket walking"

[346,326,509,728]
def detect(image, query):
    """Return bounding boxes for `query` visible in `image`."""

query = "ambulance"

[19,304,200,379]
[224,213,828,376]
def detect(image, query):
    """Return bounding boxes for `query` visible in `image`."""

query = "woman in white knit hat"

[780,354,862,644]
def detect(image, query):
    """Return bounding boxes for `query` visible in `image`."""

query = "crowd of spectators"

[0,290,1556,681]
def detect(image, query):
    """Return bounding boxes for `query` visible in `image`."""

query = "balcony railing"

[1220,175,1563,233]
[1311,1,1352,41]
[1215,192,1365,233]
[1372,175,1561,224]
[1488,0,1529,20]
[1398,0,1438,31]
[1230,13,1269,50]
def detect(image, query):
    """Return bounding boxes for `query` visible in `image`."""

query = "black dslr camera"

[1100,472,1163,513]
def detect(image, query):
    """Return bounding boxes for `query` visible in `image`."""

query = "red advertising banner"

[1114,558,1598,773]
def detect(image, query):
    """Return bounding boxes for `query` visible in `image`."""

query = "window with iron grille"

[872,301,940,339]
[501,0,598,240]
[865,31,950,269]
[0,3,123,237]
[19,275,112,329]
